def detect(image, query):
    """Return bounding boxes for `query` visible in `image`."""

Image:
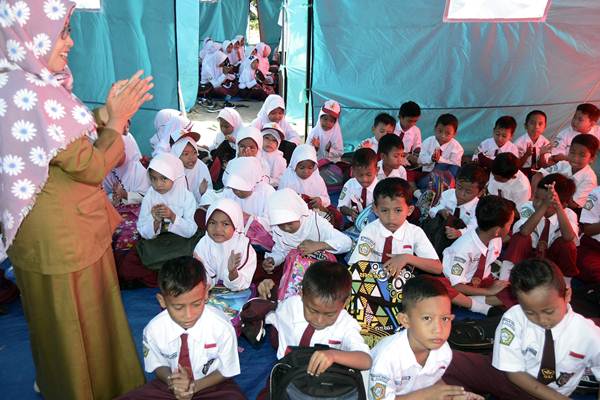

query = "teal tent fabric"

[258,0,283,58]
[198,0,248,43]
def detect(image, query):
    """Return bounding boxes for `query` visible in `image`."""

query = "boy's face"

[567,142,594,172]
[268,107,284,123]
[532,187,559,217]
[352,164,377,188]
[455,179,482,205]
[400,295,454,353]
[399,115,419,131]
[497,211,515,240]
[381,147,405,170]
[525,114,546,138]
[493,127,513,148]
[238,138,259,157]
[320,114,337,131]
[301,292,345,331]
[219,118,234,136]
[516,285,571,330]
[157,281,209,330]
[262,133,279,153]
[180,143,198,169]
[295,160,316,179]
[206,209,235,243]
[373,195,413,233]
[434,123,456,145]
[278,220,301,234]
[372,123,395,141]
[149,169,174,194]
[571,110,595,134]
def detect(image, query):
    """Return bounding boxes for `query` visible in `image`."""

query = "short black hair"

[456,163,488,191]
[302,261,351,304]
[525,110,547,125]
[399,101,421,118]
[373,177,412,206]
[494,115,517,135]
[435,113,459,132]
[537,173,576,206]
[402,276,449,313]
[576,103,600,123]
[377,133,404,155]
[373,112,396,128]
[476,195,515,231]
[352,147,378,168]
[491,152,519,179]
[510,258,566,298]
[571,133,599,156]
[159,256,207,297]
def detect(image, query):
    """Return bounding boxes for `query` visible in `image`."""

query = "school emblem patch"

[142,344,149,358]
[370,383,386,400]
[585,200,594,210]
[520,207,534,219]
[499,327,514,346]
[556,372,574,387]
[451,263,464,276]
[358,243,371,256]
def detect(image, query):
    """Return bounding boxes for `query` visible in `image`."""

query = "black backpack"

[269,346,366,400]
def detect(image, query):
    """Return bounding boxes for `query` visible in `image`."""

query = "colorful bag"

[343,205,378,264]
[243,215,275,252]
[346,261,417,347]
[112,203,141,251]
[319,162,346,194]
[208,285,253,337]
[278,249,337,301]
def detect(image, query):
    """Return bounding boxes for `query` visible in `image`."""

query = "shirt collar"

[468,229,488,255]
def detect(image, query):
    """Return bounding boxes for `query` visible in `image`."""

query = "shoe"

[223,101,235,108]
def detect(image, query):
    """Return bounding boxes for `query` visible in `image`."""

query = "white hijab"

[235,126,270,182]
[309,100,342,158]
[145,152,191,212]
[255,94,286,126]
[254,42,271,75]
[278,144,328,202]
[171,136,212,205]
[215,107,243,150]
[203,51,228,86]
[150,112,192,156]
[103,131,149,194]
[239,55,258,87]
[268,189,320,249]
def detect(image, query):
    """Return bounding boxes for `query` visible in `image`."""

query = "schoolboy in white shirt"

[338,148,379,221]
[514,110,551,177]
[577,186,600,284]
[418,113,464,176]
[368,276,483,400]
[376,133,407,181]
[487,153,531,209]
[550,103,600,163]
[473,115,519,170]
[117,257,244,400]
[360,113,397,154]
[394,101,422,167]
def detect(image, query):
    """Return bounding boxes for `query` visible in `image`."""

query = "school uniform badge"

[585,199,594,210]
[555,372,574,386]
[369,382,386,400]
[358,243,371,256]
[451,263,464,276]
[142,344,149,358]
[499,327,514,346]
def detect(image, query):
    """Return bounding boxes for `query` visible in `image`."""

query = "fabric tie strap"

[178,333,194,380]
[360,187,367,209]
[381,235,394,264]
[537,329,556,384]
[299,324,315,347]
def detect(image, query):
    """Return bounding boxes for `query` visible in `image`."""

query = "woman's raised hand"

[105,70,154,133]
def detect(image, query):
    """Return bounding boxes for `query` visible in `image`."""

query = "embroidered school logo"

[451,263,464,276]
[358,243,371,256]
[556,372,574,387]
[142,344,149,358]
[585,199,594,210]
[339,187,347,200]
[370,383,386,400]
[499,327,514,346]
[520,207,534,219]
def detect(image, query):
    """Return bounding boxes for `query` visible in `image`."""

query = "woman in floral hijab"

[0,1,153,398]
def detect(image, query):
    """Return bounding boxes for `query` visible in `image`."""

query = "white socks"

[470,296,491,315]
[499,260,514,281]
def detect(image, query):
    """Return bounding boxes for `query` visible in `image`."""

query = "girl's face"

[320,114,337,131]
[180,143,198,169]
[218,117,234,136]
[525,114,546,139]
[226,44,233,53]
[232,188,252,199]
[263,134,279,153]
[278,220,301,234]
[206,209,235,243]
[238,138,259,157]
[268,107,285,123]
[149,169,174,194]
[295,160,316,180]
[251,59,259,70]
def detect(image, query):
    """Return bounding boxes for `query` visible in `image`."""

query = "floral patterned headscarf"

[0,0,96,257]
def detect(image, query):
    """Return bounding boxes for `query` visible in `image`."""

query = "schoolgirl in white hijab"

[233,35,246,64]
[261,123,287,187]
[306,100,344,163]
[150,112,193,157]
[137,153,198,240]
[103,125,150,205]
[171,136,213,207]
[254,42,272,77]
[238,56,260,90]
[264,189,352,266]
[209,107,243,151]
[200,51,235,88]
[251,94,301,144]
[193,199,257,291]
[235,126,271,183]
[222,157,275,231]
[278,144,331,208]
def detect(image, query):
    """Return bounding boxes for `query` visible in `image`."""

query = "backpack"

[278,249,337,301]
[447,315,502,353]
[269,346,366,400]
[346,261,417,347]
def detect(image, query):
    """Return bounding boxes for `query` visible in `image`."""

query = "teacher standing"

[1,1,153,399]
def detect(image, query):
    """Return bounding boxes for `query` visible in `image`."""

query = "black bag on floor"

[421,214,466,259]
[448,315,502,353]
[269,346,366,400]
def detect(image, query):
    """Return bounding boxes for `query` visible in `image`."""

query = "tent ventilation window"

[444,0,551,22]
[73,0,101,10]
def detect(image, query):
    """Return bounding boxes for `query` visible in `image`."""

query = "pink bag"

[243,215,275,252]
[277,249,336,300]
[112,203,141,251]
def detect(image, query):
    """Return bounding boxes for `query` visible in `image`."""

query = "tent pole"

[173,0,181,111]
[304,0,313,139]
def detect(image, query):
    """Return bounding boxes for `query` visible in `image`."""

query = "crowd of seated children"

[359,112,396,153]
[473,115,519,170]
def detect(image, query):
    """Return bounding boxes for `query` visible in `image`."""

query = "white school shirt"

[418,137,464,172]
[428,189,479,234]
[551,125,600,157]
[306,125,344,163]
[376,160,407,181]
[492,305,600,396]
[265,295,370,359]
[337,177,378,212]
[394,123,422,154]
[539,161,597,207]
[368,329,452,399]
[360,136,379,154]
[442,228,502,286]
[143,306,240,379]
[512,201,579,248]
[487,170,531,208]
[262,150,287,187]
[514,133,551,168]
[348,219,438,265]
[137,190,198,239]
[473,138,519,160]
[266,211,352,266]
[581,186,600,242]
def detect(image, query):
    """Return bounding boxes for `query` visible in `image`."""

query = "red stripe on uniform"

[204,343,217,349]
[569,351,585,359]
